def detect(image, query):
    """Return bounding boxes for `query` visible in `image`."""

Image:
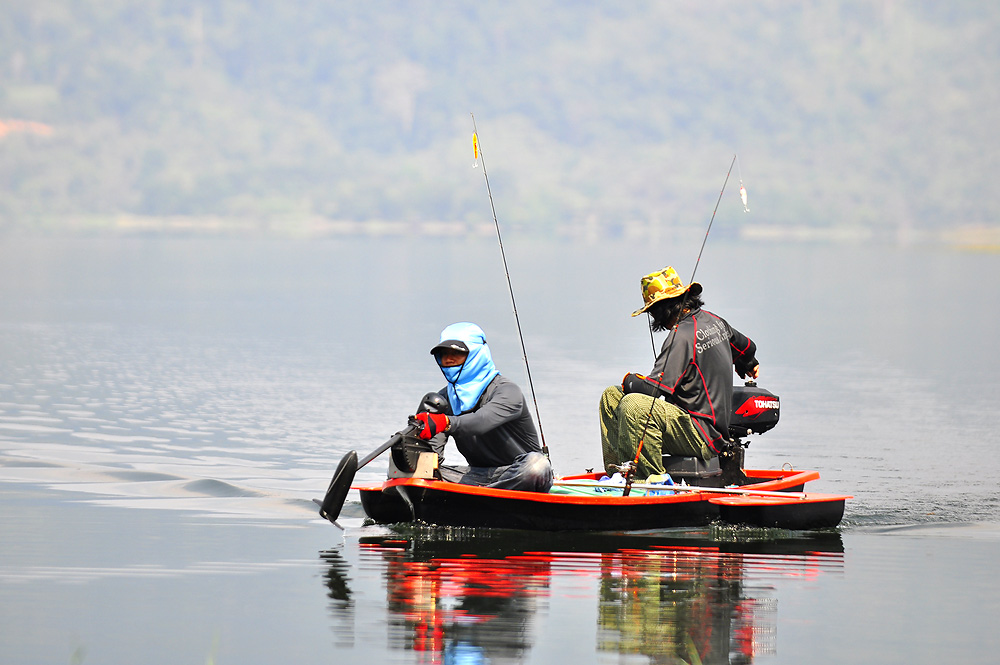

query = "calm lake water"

[1,235,998,664]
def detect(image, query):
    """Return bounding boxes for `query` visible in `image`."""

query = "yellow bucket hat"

[631,266,703,317]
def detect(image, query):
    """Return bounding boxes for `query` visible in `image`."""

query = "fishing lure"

[736,154,750,212]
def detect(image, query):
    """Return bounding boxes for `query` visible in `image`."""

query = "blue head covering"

[431,322,500,415]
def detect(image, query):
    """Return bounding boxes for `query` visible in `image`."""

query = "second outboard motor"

[664,382,780,487]
[729,382,780,439]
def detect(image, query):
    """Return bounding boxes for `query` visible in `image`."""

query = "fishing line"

[623,154,738,495]
[646,154,739,357]
[470,113,549,458]
[691,153,737,285]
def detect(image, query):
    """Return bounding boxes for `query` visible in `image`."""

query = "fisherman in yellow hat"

[600,266,760,483]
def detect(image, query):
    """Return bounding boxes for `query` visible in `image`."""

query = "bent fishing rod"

[624,154,738,495]
[471,113,549,457]
[646,153,737,357]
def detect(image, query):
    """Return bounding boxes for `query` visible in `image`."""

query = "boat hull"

[710,494,847,530]
[356,469,845,531]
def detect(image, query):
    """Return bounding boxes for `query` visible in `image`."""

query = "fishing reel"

[608,462,635,477]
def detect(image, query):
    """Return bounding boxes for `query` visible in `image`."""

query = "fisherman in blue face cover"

[412,322,553,493]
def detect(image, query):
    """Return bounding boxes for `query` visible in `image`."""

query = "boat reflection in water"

[321,527,844,663]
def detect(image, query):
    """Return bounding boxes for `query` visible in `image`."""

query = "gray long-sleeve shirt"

[439,375,541,468]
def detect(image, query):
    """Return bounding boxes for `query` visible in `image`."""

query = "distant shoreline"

[1,215,997,250]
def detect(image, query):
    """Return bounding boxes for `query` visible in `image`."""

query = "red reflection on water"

[382,553,550,659]
[355,534,843,664]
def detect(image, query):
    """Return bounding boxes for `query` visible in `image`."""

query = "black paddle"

[315,425,416,526]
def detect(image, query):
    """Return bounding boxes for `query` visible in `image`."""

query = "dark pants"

[439,452,553,493]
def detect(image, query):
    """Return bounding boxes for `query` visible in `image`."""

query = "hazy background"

[3,6,1000,661]
[2,1,998,243]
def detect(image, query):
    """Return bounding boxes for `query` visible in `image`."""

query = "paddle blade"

[319,451,358,524]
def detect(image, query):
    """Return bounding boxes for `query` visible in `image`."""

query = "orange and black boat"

[353,468,848,532]
[317,383,851,532]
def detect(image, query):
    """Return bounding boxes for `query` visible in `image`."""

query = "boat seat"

[661,455,722,486]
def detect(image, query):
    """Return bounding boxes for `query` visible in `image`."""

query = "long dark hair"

[648,292,705,332]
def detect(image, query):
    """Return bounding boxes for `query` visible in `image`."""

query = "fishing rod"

[646,154,737,356]
[623,154,738,496]
[470,113,548,457]
[691,154,737,284]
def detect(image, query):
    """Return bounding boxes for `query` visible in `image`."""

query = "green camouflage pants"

[599,385,713,479]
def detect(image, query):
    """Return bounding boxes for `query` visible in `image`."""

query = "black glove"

[621,372,668,397]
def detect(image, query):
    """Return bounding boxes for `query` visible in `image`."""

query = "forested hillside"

[1,1,997,239]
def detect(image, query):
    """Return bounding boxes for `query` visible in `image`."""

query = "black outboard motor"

[389,392,452,476]
[416,391,451,416]
[717,382,780,482]
[664,382,780,487]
